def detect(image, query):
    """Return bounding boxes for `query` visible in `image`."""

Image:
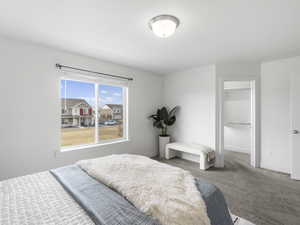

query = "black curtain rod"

[56,63,133,81]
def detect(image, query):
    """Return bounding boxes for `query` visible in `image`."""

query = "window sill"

[59,138,130,153]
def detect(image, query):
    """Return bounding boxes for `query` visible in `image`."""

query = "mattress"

[0,165,234,225]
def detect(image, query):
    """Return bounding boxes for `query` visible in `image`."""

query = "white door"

[291,74,300,180]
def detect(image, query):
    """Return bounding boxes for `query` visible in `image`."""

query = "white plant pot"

[159,136,170,159]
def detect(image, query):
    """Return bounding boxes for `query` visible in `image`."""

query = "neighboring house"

[61,98,94,128]
[99,104,123,122]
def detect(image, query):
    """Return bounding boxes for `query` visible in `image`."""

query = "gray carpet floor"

[161,151,300,225]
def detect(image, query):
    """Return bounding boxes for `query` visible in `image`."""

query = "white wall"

[224,126,251,153]
[216,63,261,80]
[224,85,251,154]
[163,63,260,165]
[2,35,296,179]
[224,89,251,123]
[0,37,163,180]
[261,56,300,174]
[163,66,216,162]
[164,59,300,174]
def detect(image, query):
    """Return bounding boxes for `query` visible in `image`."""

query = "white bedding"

[78,154,211,225]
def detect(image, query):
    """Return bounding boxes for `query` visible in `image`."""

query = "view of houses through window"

[61,79,125,148]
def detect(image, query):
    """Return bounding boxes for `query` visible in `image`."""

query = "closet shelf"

[225,122,251,128]
[224,87,250,91]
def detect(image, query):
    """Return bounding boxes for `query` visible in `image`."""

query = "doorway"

[223,81,252,166]
[216,79,259,168]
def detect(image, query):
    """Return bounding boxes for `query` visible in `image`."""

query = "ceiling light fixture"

[149,15,180,38]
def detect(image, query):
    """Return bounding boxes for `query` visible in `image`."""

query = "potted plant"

[149,106,179,159]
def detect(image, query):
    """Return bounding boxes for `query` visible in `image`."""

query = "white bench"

[165,142,215,170]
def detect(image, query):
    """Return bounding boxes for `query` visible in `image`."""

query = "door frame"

[290,73,300,180]
[215,77,260,168]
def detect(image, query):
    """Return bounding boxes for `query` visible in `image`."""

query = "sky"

[61,80,123,107]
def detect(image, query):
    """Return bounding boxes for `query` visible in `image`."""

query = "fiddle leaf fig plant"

[149,106,179,136]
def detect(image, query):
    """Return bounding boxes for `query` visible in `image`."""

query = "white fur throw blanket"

[77,154,211,225]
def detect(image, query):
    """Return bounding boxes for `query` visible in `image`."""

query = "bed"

[0,155,234,225]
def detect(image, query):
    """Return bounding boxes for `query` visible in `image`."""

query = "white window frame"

[60,74,129,152]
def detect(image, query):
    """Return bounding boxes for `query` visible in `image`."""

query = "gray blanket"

[196,178,233,225]
[51,165,233,225]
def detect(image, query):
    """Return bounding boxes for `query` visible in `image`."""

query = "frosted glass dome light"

[149,15,180,38]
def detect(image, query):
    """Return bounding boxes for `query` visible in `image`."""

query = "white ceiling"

[0,0,300,74]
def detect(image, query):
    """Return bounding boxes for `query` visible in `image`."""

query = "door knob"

[292,130,299,134]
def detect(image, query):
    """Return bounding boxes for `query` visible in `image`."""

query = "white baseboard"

[225,145,250,154]
[260,164,290,175]
[291,174,300,180]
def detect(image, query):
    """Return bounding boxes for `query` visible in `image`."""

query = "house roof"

[61,98,91,108]
[105,104,123,110]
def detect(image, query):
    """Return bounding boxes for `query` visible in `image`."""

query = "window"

[61,78,128,149]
